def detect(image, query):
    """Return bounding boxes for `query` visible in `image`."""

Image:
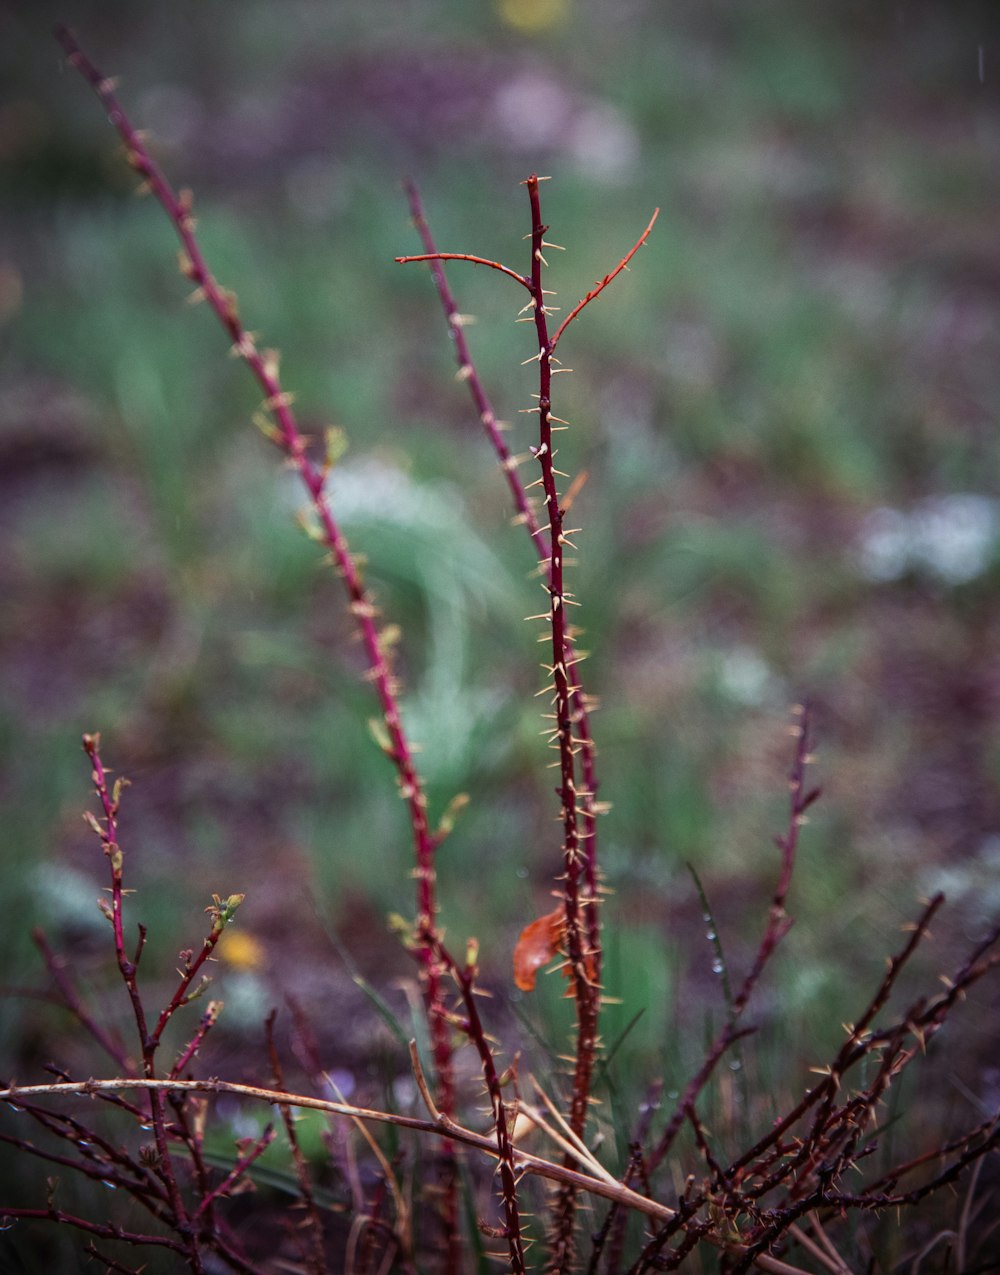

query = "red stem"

[395,251,531,292]
[55,31,458,1243]
[550,208,659,352]
[521,173,599,1273]
[400,180,604,966]
[81,734,202,1271]
[434,935,527,1273]
[192,1124,276,1220]
[399,175,649,1269]
[402,180,549,561]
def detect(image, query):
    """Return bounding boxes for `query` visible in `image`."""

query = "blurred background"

[2,0,1000,1264]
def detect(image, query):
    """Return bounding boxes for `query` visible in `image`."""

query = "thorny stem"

[55,26,461,1261]
[192,1124,275,1220]
[401,180,549,560]
[0,1102,171,1212]
[170,1000,223,1079]
[1,1076,672,1216]
[401,179,605,972]
[42,29,1000,1275]
[725,894,947,1186]
[595,1081,662,1275]
[549,207,658,353]
[0,1207,191,1257]
[521,171,600,1271]
[435,939,527,1272]
[398,176,657,1268]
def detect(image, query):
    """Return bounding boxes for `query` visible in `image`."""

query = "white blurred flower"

[717,645,776,706]
[859,494,998,585]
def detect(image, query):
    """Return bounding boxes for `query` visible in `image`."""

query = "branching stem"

[54,30,459,1255]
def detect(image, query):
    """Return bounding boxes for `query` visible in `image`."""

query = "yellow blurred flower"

[219,929,266,972]
[496,0,569,34]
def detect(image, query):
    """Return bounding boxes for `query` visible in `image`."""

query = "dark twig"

[32,929,131,1071]
[648,707,819,1176]
[265,1011,328,1275]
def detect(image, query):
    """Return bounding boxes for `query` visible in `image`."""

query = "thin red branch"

[0,1206,190,1255]
[150,895,244,1049]
[399,176,630,1268]
[170,1000,222,1079]
[54,31,458,1223]
[394,252,531,291]
[434,937,527,1273]
[192,1124,276,1220]
[517,171,601,1274]
[32,928,131,1072]
[0,1117,170,1213]
[80,732,200,1267]
[550,208,659,351]
[402,180,549,560]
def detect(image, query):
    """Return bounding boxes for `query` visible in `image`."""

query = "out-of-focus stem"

[57,28,459,1264]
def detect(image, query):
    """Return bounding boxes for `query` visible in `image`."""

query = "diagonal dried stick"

[0,1075,819,1275]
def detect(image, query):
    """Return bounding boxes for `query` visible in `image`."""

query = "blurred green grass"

[2,0,1000,1262]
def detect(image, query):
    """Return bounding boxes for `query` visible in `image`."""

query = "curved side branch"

[550,207,659,351]
[395,252,531,291]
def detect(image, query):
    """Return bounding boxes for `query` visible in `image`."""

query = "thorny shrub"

[1,27,998,1275]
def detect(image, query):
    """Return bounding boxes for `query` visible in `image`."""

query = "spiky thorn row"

[401,179,609,992]
[399,178,657,1270]
[53,30,460,1175]
[521,172,602,1272]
